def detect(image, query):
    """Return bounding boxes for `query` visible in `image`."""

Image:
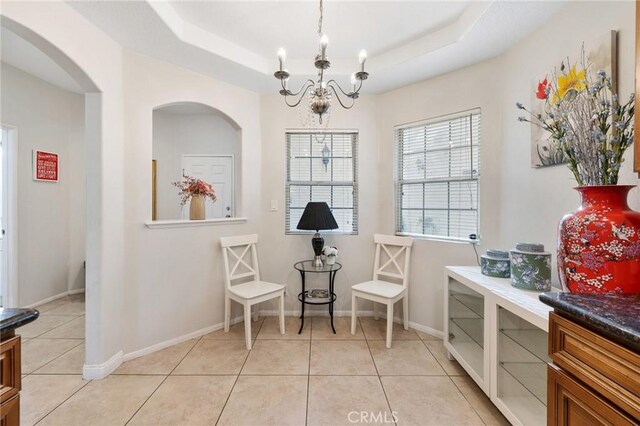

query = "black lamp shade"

[297,202,338,266]
[296,202,339,231]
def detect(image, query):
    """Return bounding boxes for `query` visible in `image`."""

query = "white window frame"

[285,129,358,235]
[394,109,480,243]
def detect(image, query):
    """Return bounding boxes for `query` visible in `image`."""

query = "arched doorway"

[1,9,125,379]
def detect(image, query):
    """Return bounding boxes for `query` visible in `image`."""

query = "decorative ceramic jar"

[510,243,552,291]
[189,194,205,220]
[558,185,640,294]
[481,250,511,278]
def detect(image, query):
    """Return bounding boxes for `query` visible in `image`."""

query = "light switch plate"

[270,200,278,212]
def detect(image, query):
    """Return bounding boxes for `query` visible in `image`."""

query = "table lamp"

[296,202,339,267]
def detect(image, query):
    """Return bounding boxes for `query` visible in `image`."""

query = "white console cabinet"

[444,266,554,426]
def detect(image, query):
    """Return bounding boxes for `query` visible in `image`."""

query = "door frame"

[0,124,19,307]
[181,154,235,218]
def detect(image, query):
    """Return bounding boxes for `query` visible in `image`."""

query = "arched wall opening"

[1,26,87,309]
[151,102,242,221]
[0,6,125,379]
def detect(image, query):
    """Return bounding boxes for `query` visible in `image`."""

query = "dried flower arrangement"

[516,50,634,186]
[172,174,217,205]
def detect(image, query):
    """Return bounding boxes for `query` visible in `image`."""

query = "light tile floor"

[20,296,509,426]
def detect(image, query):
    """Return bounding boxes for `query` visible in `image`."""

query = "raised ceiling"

[168,1,470,59]
[8,1,566,95]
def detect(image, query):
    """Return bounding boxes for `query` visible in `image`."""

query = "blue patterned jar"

[481,250,511,278]
[510,243,552,291]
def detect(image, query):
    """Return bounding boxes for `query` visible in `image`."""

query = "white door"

[181,155,234,219]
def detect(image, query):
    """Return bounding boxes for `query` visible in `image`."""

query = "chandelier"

[273,0,369,124]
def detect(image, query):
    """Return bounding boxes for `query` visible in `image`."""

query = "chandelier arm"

[284,84,315,108]
[326,79,363,98]
[327,84,355,110]
[282,79,316,97]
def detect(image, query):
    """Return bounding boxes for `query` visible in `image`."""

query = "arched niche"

[151,102,242,221]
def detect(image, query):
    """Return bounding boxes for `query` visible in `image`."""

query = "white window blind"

[395,110,480,241]
[286,131,358,234]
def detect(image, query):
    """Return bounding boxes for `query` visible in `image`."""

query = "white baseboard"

[120,310,443,370]
[408,321,444,339]
[24,288,85,309]
[259,309,443,339]
[122,315,244,362]
[259,309,376,317]
[83,350,123,380]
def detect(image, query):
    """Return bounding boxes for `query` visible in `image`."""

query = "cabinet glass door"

[497,307,548,425]
[448,280,484,379]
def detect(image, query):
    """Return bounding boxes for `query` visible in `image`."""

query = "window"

[286,131,358,234]
[395,110,480,242]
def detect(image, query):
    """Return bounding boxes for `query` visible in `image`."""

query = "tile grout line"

[363,317,398,426]
[20,301,81,378]
[449,376,490,426]
[214,316,266,426]
[24,314,82,340]
[33,370,92,425]
[304,317,313,426]
[420,338,456,376]
[28,338,85,376]
[29,299,92,426]
[123,334,204,425]
[31,296,76,315]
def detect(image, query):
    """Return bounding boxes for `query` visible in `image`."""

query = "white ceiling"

[168,1,470,58]
[1,1,567,95]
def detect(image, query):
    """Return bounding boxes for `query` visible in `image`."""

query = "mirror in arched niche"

[152,102,241,221]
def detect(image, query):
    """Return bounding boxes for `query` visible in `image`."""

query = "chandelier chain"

[318,0,323,36]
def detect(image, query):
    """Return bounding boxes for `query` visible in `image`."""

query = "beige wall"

[497,0,640,253]
[374,0,640,332]
[258,95,382,317]
[122,50,262,354]
[375,59,503,332]
[0,63,86,306]
[6,0,640,369]
[2,0,126,373]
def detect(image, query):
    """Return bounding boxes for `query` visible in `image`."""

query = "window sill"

[145,217,248,229]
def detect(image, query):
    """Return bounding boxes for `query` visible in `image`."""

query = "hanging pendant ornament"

[322,143,331,171]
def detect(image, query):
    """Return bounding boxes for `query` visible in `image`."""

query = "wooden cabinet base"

[0,336,22,426]
[0,394,19,426]
[548,353,638,425]
[0,335,20,404]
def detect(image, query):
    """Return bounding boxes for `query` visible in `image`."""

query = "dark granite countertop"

[539,292,640,352]
[0,308,39,338]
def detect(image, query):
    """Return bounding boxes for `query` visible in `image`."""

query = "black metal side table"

[294,260,342,334]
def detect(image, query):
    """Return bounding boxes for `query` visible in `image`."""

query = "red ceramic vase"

[558,185,640,293]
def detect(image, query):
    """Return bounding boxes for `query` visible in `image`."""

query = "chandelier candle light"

[274,0,368,124]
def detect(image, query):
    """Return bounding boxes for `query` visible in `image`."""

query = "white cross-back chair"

[220,234,285,349]
[351,234,413,348]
